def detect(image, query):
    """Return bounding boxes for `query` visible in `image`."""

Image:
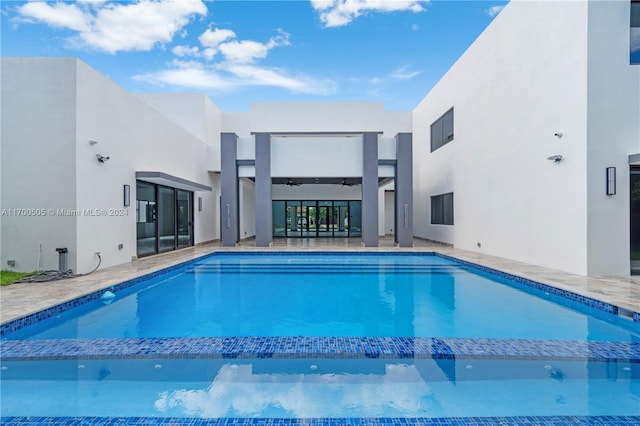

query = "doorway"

[272,200,362,238]
[136,181,194,257]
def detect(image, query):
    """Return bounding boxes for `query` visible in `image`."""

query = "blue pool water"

[3,253,639,341]
[1,357,639,418]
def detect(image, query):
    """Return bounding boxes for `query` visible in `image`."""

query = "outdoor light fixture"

[123,184,130,207]
[89,139,99,146]
[96,154,110,163]
[554,132,563,138]
[606,167,616,195]
[198,196,203,212]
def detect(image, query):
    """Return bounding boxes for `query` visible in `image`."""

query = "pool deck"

[1,237,639,325]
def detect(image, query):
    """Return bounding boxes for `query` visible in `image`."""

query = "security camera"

[554,132,563,138]
[547,155,563,162]
[96,154,110,163]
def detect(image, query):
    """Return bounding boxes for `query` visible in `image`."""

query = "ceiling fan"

[286,179,302,186]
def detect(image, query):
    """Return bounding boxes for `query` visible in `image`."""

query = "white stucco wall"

[1,58,218,274]
[585,0,640,276]
[74,60,216,272]
[222,102,411,138]
[135,93,217,142]
[413,1,591,275]
[271,137,363,178]
[1,58,79,272]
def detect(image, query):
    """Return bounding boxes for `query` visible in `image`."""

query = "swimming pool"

[1,252,639,424]
[2,253,638,341]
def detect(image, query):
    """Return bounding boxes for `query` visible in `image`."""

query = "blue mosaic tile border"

[2,416,639,425]
[2,336,639,362]
[434,253,640,321]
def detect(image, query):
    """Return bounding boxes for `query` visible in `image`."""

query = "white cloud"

[172,45,200,57]
[15,2,90,32]
[194,27,236,61]
[391,65,420,80]
[199,28,236,48]
[217,30,290,63]
[153,363,432,418]
[220,63,336,94]
[311,0,429,28]
[76,0,108,5]
[134,59,337,95]
[218,40,270,63]
[486,5,505,17]
[134,60,235,91]
[14,0,207,53]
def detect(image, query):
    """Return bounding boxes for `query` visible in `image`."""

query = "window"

[431,192,454,225]
[430,107,454,152]
[632,0,640,64]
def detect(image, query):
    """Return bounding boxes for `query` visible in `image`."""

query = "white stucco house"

[2,0,639,277]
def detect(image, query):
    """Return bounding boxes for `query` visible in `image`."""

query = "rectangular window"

[430,107,454,152]
[632,0,640,64]
[431,192,454,225]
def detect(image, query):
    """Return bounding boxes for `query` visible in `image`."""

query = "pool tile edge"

[2,416,640,426]
[2,337,639,362]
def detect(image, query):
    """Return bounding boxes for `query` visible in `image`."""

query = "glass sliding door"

[272,201,286,237]
[176,190,193,249]
[274,200,362,238]
[158,186,176,253]
[286,201,301,237]
[136,181,157,257]
[136,181,195,257]
[302,201,316,237]
[317,201,332,237]
[349,201,362,237]
[334,201,349,237]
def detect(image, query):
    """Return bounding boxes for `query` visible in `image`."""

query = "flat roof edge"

[135,171,212,192]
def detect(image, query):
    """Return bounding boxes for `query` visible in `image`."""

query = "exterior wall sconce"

[198,196,203,211]
[89,139,99,146]
[123,184,130,207]
[606,167,616,195]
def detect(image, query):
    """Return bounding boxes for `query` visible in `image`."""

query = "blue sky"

[1,0,510,111]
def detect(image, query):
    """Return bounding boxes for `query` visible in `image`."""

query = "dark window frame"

[430,107,454,152]
[431,192,454,225]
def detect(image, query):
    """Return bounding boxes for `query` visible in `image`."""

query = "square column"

[221,133,238,246]
[395,133,413,247]
[362,132,379,247]
[254,133,272,247]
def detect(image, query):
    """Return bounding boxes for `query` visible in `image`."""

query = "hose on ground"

[16,253,102,283]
